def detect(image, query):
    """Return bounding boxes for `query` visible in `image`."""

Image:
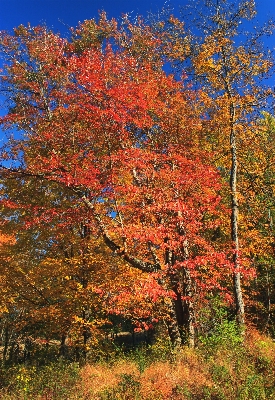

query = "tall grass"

[0,325,274,399]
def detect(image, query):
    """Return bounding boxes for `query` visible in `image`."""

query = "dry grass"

[71,330,275,399]
[73,348,213,399]
[1,328,275,399]
[78,359,140,399]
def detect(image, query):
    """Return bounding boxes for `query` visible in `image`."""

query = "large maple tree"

[0,19,231,348]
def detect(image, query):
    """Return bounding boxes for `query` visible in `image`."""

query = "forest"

[0,0,275,398]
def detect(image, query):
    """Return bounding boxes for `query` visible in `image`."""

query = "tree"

[237,112,275,332]
[0,20,230,347]
[0,173,165,361]
[147,0,274,326]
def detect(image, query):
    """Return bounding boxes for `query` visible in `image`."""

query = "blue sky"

[0,0,177,32]
[1,0,274,37]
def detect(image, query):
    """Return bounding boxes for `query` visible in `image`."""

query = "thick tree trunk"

[171,280,195,347]
[167,244,196,347]
[59,334,67,358]
[166,300,182,348]
[165,216,196,348]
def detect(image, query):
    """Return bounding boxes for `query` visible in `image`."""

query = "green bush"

[0,361,79,399]
[200,319,244,351]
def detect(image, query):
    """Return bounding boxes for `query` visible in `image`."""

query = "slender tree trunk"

[2,323,9,366]
[264,267,272,332]
[182,268,196,348]
[230,102,245,326]
[181,234,196,347]
[165,248,183,347]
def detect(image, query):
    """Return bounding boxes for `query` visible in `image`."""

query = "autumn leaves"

[0,0,274,353]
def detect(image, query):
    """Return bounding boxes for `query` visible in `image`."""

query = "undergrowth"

[0,324,275,399]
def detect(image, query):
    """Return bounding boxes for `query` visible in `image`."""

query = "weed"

[0,328,275,400]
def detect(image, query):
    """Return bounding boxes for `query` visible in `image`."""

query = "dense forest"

[1,0,275,398]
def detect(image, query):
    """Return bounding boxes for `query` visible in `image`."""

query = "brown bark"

[166,299,182,348]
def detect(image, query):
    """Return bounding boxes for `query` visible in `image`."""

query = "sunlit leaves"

[0,11,249,347]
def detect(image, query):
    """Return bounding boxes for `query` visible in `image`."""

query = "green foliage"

[147,335,176,362]
[199,296,244,353]
[130,346,149,374]
[200,319,243,351]
[0,361,79,399]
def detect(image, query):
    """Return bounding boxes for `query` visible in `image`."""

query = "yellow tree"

[147,0,274,326]
[237,112,275,331]
[0,176,161,361]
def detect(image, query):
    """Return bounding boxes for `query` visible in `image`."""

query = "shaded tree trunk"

[59,334,67,358]
[166,243,196,347]
[166,299,182,348]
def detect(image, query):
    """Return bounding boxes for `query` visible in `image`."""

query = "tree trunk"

[166,299,182,348]
[171,275,195,347]
[166,219,196,347]
[2,323,9,366]
[59,334,67,358]
[230,103,245,326]
[182,268,196,348]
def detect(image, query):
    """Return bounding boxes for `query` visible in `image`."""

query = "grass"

[0,326,275,399]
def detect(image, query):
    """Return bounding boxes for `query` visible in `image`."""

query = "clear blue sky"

[0,0,178,32]
[1,0,274,36]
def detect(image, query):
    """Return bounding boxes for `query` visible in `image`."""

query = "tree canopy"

[0,0,274,359]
